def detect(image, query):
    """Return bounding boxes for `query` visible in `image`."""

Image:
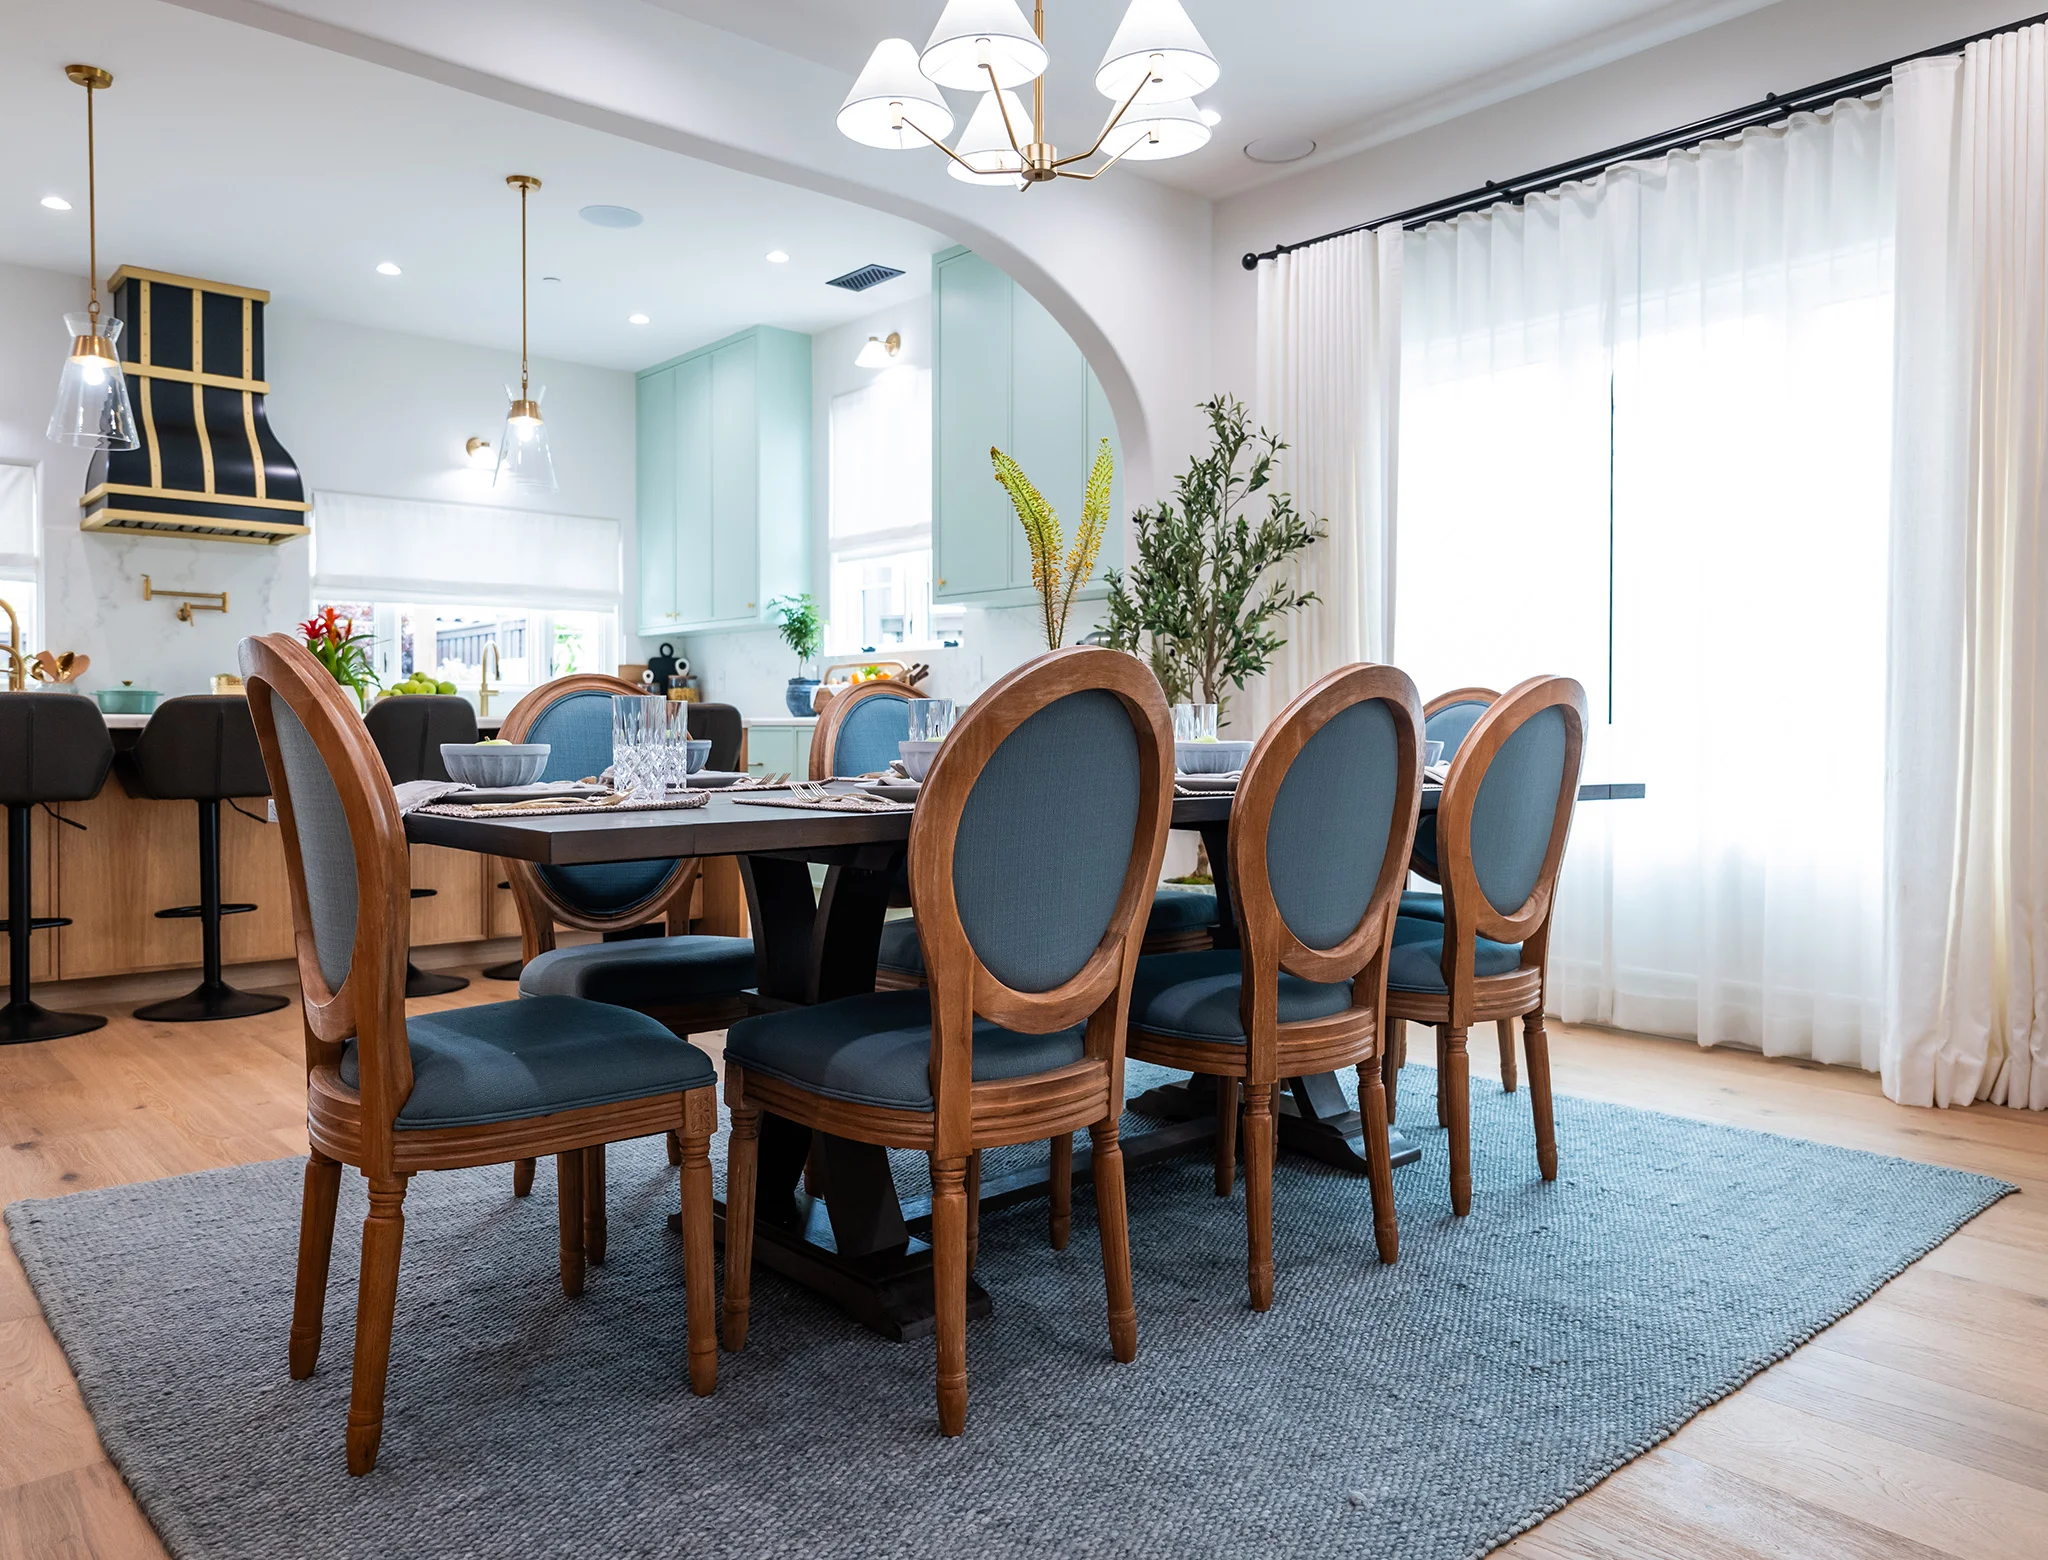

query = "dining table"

[407,776,1643,1341]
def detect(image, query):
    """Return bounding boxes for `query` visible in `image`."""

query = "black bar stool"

[0,693,113,1044]
[125,696,291,1022]
[365,695,476,997]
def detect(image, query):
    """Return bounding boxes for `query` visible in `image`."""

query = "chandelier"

[839,0,1219,189]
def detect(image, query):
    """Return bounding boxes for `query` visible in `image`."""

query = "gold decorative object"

[31,650,90,686]
[143,573,229,623]
[992,438,1111,650]
[210,674,246,697]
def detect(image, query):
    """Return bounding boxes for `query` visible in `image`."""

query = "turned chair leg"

[346,1173,410,1476]
[1497,1018,1519,1093]
[290,1151,343,1379]
[1524,1011,1558,1181]
[583,1143,607,1266]
[1435,1026,1450,1128]
[666,1130,682,1166]
[1214,1075,1239,1195]
[965,1149,982,1272]
[931,1154,971,1437]
[722,1093,761,1353]
[1359,1061,1398,1264]
[1090,1118,1138,1364]
[1048,1132,1073,1250]
[1243,1081,1276,1311]
[1444,1026,1472,1216]
[556,1150,586,1297]
[512,1157,535,1198]
[677,1089,718,1396]
[1382,1029,1402,1123]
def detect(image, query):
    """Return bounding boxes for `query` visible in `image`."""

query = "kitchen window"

[826,369,959,653]
[0,463,39,671]
[310,600,614,705]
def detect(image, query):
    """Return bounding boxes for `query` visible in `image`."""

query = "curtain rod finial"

[1241,252,1258,270]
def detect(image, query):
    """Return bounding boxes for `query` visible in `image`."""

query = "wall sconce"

[855,331,902,369]
[465,436,493,468]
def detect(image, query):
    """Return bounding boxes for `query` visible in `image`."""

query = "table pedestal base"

[1127,1072,1424,1172]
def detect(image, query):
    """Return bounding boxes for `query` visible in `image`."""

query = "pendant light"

[47,65,137,451]
[495,174,556,493]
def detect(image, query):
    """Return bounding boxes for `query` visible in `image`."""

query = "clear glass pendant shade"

[1095,0,1219,103]
[840,39,955,149]
[920,0,1047,91]
[949,91,1032,187]
[494,383,556,492]
[47,313,137,450]
[1102,97,1210,160]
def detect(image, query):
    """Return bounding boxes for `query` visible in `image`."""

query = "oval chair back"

[1432,675,1587,1020]
[908,647,1173,1161]
[809,679,915,780]
[1412,687,1498,885]
[498,675,694,954]
[1228,664,1425,1076]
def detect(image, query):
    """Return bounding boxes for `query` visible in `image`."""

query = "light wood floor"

[0,967,2040,1560]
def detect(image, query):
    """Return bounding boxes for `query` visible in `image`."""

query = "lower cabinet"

[742,722,813,781]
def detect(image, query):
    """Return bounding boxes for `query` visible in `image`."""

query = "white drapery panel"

[309,491,622,610]
[1400,95,1897,1067]
[1243,225,1402,733]
[1886,33,2048,1111]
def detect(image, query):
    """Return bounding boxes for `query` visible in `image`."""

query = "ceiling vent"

[826,263,904,293]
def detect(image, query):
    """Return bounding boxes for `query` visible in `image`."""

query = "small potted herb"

[769,594,824,716]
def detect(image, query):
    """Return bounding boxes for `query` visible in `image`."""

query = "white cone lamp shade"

[920,0,1047,91]
[1095,0,1219,103]
[494,384,556,492]
[949,91,1033,187]
[1101,97,1210,161]
[48,313,137,449]
[839,39,955,149]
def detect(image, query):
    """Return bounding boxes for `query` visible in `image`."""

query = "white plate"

[1174,773,1240,793]
[686,770,751,789]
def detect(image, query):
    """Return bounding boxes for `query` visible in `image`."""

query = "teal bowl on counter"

[95,687,159,715]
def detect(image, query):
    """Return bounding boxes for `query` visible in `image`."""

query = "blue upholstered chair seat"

[724,989,1084,1111]
[877,915,923,976]
[1387,917,1524,994]
[517,935,756,1007]
[876,885,1222,979]
[338,995,715,1130]
[1128,948,1353,1044]
[1400,889,1445,922]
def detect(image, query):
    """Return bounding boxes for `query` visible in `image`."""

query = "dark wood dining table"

[407,778,1643,1340]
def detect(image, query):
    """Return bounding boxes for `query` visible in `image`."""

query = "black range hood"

[80,267,310,545]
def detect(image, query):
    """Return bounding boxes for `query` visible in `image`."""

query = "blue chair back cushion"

[951,690,1141,994]
[1387,916,1524,993]
[1470,705,1568,915]
[1264,698,1401,950]
[1426,699,1490,759]
[526,688,680,916]
[270,701,359,991]
[829,695,911,778]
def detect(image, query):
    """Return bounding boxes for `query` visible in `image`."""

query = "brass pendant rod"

[518,179,529,399]
[85,78,99,329]
[1032,0,1045,145]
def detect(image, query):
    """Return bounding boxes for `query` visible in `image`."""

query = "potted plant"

[991,438,1113,651]
[769,594,824,716]
[297,607,379,711]
[1103,396,1325,722]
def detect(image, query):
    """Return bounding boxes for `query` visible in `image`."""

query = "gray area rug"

[7,1062,2012,1560]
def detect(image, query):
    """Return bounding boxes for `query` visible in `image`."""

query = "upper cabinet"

[636,326,811,636]
[932,248,1123,607]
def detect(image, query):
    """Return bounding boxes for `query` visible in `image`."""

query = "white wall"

[0,259,635,697]
[1209,0,2025,402]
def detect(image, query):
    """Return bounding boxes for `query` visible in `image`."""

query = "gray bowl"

[684,738,713,774]
[1175,739,1253,776]
[441,743,550,786]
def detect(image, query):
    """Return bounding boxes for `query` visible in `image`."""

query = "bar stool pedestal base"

[0,1000,108,1046]
[134,981,290,1024]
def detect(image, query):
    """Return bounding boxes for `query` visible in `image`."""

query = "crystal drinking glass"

[906,699,955,743]
[1172,703,1219,742]
[611,694,666,795]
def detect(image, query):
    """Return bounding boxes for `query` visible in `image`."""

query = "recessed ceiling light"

[580,204,643,228]
[628,312,650,325]
[1244,135,1317,165]
[40,195,71,211]
[1198,107,1222,127]
[375,261,402,276]
[765,250,790,264]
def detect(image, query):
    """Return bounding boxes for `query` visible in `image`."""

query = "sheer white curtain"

[1244,225,1402,733]
[1399,95,1897,1066]
[1886,30,2048,1110]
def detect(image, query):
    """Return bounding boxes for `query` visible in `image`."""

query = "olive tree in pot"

[1102,396,1325,724]
[770,594,824,716]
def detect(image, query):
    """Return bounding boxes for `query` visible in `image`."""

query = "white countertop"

[743,715,817,727]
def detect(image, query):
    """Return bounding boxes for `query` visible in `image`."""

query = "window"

[827,369,956,653]
[0,464,38,670]
[310,600,613,701]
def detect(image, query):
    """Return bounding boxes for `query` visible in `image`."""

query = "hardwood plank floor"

[0,968,2037,1559]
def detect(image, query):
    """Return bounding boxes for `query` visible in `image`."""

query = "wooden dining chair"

[497,673,757,1227]
[1125,665,1423,1306]
[721,646,1173,1437]
[809,677,917,779]
[237,635,719,1476]
[1384,674,1586,1217]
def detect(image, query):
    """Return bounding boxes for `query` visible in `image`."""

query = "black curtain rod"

[1242,9,2048,270]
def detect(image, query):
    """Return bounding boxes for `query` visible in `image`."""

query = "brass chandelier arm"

[981,60,1028,155]
[1055,134,1147,181]
[899,112,1019,177]
[1051,70,1156,168]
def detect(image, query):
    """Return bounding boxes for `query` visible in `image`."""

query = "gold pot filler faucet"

[1,597,27,691]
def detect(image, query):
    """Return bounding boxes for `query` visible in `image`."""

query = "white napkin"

[394,780,468,815]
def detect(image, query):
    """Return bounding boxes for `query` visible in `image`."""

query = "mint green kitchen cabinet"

[741,722,811,781]
[636,326,810,635]
[931,247,1122,609]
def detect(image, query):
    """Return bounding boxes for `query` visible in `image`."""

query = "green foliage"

[1102,396,1324,719]
[768,594,823,671]
[991,439,1113,652]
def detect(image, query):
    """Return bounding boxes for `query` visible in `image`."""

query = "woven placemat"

[414,790,710,819]
[731,795,914,814]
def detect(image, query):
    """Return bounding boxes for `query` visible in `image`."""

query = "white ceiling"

[0,0,951,373]
[650,0,1785,199]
